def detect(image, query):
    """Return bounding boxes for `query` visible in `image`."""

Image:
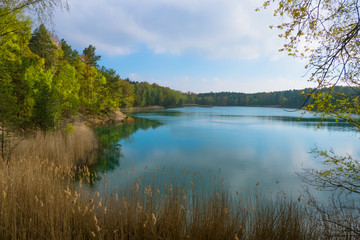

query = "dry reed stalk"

[0,152,324,240]
[90,169,322,240]
[11,124,98,168]
[0,157,99,239]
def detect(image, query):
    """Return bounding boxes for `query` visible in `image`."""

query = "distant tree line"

[183,86,355,109]
[193,90,308,108]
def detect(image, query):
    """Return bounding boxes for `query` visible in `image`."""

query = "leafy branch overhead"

[261,0,360,125]
[0,0,69,22]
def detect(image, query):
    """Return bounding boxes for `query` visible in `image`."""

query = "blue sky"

[53,0,313,93]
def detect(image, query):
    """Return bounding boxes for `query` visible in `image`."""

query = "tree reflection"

[90,118,164,178]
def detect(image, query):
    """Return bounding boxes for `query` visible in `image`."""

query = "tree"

[261,0,360,237]
[52,62,79,122]
[59,39,79,65]
[0,80,17,161]
[0,8,34,126]
[99,67,127,110]
[83,44,101,68]
[76,47,109,114]
[26,59,54,130]
[29,24,57,70]
[118,80,134,108]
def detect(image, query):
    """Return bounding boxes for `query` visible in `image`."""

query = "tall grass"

[0,157,103,239]
[0,162,320,239]
[92,170,320,240]
[0,126,324,239]
[10,124,98,168]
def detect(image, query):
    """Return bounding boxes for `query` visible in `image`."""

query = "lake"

[92,106,360,199]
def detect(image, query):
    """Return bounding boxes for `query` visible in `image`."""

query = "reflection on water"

[136,107,354,131]
[252,115,351,131]
[90,107,359,200]
[90,118,164,176]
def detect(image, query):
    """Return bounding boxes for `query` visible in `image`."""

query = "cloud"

[54,0,282,59]
[128,73,143,82]
[129,73,172,87]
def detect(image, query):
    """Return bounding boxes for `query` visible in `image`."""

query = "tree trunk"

[1,114,5,161]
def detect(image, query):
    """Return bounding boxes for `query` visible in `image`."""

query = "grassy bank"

[10,124,98,168]
[0,125,323,239]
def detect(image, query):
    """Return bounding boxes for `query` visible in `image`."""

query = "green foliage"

[195,89,309,108]
[118,80,135,108]
[0,81,17,123]
[64,124,74,133]
[29,24,57,70]
[59,39,79,64]
[27,63,54,130]
[52,62,80,119]
[192,87,359,109]
[0,9,29,125]
[0,8,35,128]
[131,81,184,108]
[301,148,360,194]
[99,67,123,110]
[82,44,101,68]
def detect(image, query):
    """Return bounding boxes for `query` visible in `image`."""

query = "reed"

[0,158,324,239]
[92,170,320,240]
[0,157,94,239]
[0,126,327,239]
[10,124,98,168]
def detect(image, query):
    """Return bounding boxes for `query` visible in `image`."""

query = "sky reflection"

[93,107,360,201]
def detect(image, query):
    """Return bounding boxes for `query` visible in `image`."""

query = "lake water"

[92,107,360,199]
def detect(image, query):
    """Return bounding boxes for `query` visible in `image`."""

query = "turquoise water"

[92,107,360,198]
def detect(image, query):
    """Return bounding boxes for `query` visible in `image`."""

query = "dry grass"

[10,124,98,168]
[0,160,321,240]
[0,127,324,239]
[0,158,96,239]
[92,170,320,240]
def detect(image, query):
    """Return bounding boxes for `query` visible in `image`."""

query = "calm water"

[92,107,360,199]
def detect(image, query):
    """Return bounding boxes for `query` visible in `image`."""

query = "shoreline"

[120,105,166,113]
[73,110,134,127]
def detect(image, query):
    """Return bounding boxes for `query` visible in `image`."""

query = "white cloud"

[54,0,283,60]
[128,73,143,82]
[128,73,172,87]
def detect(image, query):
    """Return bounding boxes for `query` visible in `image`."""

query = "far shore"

[121,104,295,112]
[120,105,166,112]
[182,104,285,108]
